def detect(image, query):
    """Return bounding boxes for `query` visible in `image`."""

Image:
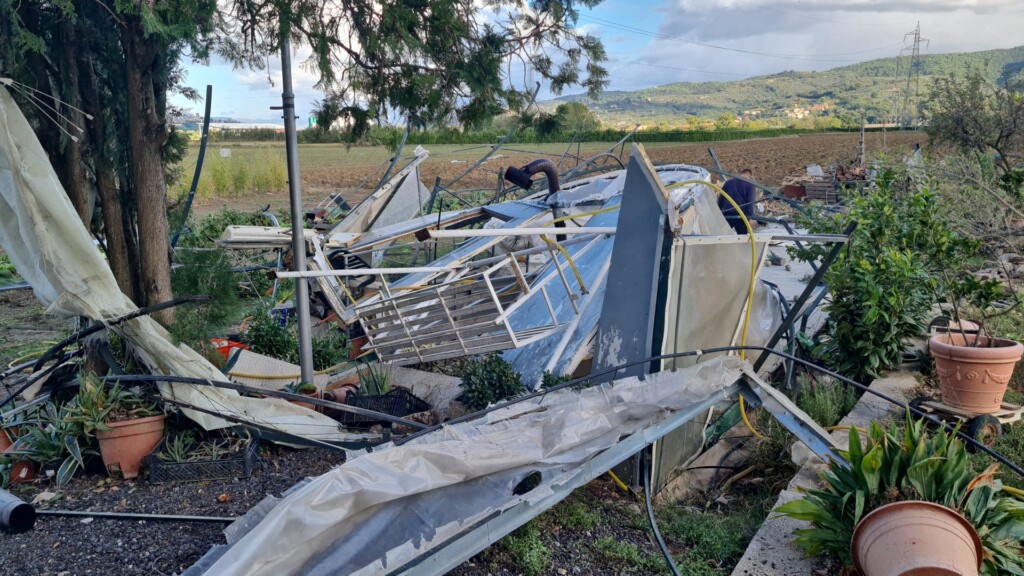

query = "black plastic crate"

[337,388,430,426]
[148,438,259,484]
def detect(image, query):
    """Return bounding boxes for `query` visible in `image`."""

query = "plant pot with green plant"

[8,403,91,488]
[776,413,1024,575]
[281,381,321,411]
[930,274,1024,414]
[332,361,429,426]
[66,376,165,479]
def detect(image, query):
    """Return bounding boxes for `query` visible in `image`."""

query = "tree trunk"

[60,22,92,228]
[123,18,173,323]
[78,50,139,303]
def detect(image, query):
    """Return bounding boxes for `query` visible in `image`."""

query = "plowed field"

[191,131,927,216]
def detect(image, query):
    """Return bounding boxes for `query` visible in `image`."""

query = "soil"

[0,446,346,576]
[192,131,927,218]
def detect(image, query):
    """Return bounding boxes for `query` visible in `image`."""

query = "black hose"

[395,345,1024,480]
[643,450,681,576]
[29,295,207,374]
[95,374,429,430]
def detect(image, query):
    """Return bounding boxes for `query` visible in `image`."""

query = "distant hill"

[547,46,1024,127]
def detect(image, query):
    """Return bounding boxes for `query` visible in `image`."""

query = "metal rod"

[276,266,452,279]
[171,84,212,248]
[678,233,849,245]
[751,221,858,372]
[377,125,409,190]
[428,227,616,238]
[441,82,541,191]
[97,374,429,430]
[36,510,235,523]
[279,20,315,386]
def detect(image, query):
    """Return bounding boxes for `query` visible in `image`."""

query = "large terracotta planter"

[929,334,1023,414]
[95,415,166,479]
[852,501,982,576]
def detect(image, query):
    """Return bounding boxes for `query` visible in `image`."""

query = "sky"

[170,0,1024,124]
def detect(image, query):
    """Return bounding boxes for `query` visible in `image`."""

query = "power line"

[579,14,906,62]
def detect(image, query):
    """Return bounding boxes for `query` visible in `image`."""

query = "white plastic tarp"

[0,86,348,442]
[200,356,746,576]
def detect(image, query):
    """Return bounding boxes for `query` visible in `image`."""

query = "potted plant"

[8,403,90,487]
[65,376,165,479]
[281,381,320,411]
[330,362,429,426]
[930,273,1024,414]
[776,413,1024,575]
[148,430,258,484]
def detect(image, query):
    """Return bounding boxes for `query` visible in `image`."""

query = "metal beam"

[392,382,742,576]
[276,266,452,279]
[678,233,849,245]
[427,227,616,238]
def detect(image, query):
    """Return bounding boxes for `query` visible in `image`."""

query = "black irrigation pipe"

[643,450,681,576]
[0,350,79,412]
[151,393,349,455]
[36,510,235,523]
[97,374,429,431]
[29,295,207,374]
[396,345,1024,481]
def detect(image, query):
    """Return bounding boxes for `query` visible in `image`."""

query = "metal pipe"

[0,488,35,533]
[751,221,857,373]
[36,510,233,523]
[428,227,615,238]
[276,266,452,279]
[279,20,315,386]
[171,84,212,248]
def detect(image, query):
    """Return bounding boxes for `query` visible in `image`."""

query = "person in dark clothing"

[718,168,756,234]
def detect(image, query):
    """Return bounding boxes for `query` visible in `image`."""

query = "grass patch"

[796,375,860,428]
[591,536,666,574]
[552,500,602,530]
[487,521,551,576]
[657,505,766,575]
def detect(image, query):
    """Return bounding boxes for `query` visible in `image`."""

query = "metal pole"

[171,84,213,248]
[279,22,315,385]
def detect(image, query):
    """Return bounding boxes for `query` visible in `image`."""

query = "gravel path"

[0,446,346,576]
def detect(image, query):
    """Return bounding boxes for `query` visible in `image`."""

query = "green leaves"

[459,354,527,410]
[776,413,1024,574]
[789,164,983,382]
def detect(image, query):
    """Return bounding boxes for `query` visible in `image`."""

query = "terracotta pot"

[0,429,13,452]
[95,415,166,479]
[852,501,982,576]
[929,334,1023,414]
[8,460,35,484]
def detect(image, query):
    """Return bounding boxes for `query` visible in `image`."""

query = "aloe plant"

[356,362,392,396]
[776,413,1024,574]
[64,375,162,438]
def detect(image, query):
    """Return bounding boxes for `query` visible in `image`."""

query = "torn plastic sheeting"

[0,86,349,442]
[198,356,745,576]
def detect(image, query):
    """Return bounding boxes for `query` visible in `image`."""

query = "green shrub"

[242,308,298,364]
[791,165,980,382]
[177,207,274,249]
[459,354,527,410]
[170,249,243,353]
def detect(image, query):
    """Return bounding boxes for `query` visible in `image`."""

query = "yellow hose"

[536,206,621,294]
[228,360,355,380]
[607,470,631,493]
[666,179,765,441]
